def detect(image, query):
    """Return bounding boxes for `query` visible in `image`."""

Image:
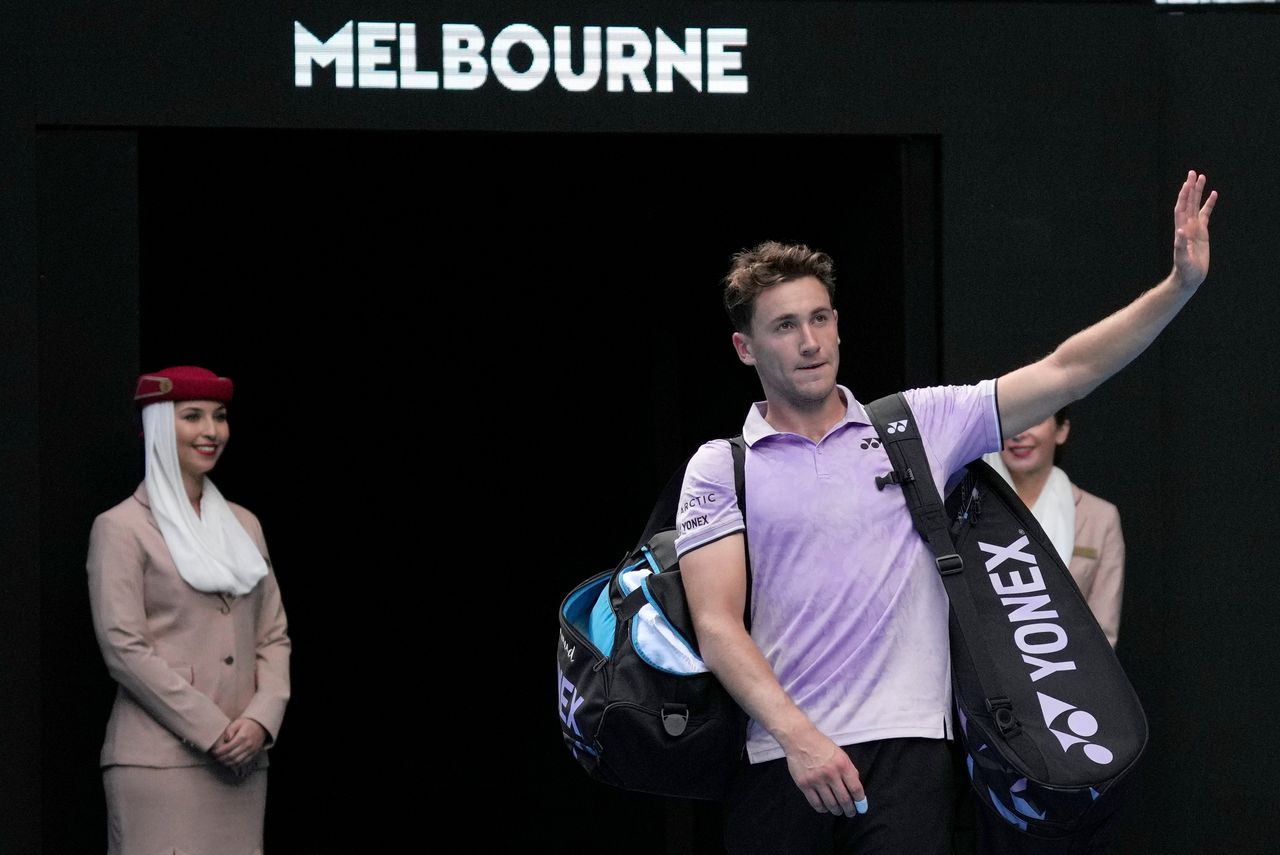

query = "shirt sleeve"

[904,379,1003,481]
[673,440,744,558]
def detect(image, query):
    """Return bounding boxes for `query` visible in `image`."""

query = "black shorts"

[723,737,960,855]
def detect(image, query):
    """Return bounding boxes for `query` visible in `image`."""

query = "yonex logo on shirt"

[681,515,710,532]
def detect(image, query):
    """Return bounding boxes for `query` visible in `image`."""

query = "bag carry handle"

[865,393,1021,739]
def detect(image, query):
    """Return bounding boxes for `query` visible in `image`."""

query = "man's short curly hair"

[723,241,837,333]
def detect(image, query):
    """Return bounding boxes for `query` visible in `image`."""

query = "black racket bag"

[869,394,1147,839]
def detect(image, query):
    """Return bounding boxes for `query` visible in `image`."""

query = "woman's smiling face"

[173,400,229,481]
[1000,414,1069,478]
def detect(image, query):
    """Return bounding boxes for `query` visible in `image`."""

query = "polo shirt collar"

[742,385,872,446]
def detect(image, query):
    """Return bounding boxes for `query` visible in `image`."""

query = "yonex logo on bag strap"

[1038,692,1114,765]
[886,419,909,433]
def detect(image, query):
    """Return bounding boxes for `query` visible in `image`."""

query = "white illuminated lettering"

[398,23,440,89]
[357,22,397,89]
[293,21,750,95]
[294,21,354,88]
[706,28,748,94]
[654,27,702,93]
[606,27,653,93]
[554,25,602,92]
[492,24,552,92]
[442,23,487,90]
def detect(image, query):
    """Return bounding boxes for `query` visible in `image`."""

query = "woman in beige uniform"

[87,365,290,854]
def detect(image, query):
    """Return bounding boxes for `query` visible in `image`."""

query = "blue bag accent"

[989,788,1029,831]
[1010,785,1047,821]
[586,557,653,657]
[640,544,662,575]
[562,575,608,645]
[588,585,617,658]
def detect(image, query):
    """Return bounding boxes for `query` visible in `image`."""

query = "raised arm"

[998,170,1218,436]
[681,534,866,817]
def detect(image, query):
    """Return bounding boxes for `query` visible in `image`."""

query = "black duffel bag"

[556,438,748,800]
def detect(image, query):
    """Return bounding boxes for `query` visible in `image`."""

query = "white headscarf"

[142,401,269,596]
[983,451,1076,567]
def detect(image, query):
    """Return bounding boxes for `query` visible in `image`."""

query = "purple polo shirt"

[675,382,1001,762]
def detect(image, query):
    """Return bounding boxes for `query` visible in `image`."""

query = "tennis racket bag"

[867,394,1147,839]
[556,438,749,800]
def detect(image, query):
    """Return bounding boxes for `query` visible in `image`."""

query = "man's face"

[732,275,840,411]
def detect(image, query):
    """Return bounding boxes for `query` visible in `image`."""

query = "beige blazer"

[1068,484,1125,649]
[87,485,291,768]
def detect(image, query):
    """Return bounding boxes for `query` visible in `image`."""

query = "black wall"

[8,2,1280,852]
[39,126,923,854]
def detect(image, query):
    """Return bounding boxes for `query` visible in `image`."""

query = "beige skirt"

[104,764,267,855]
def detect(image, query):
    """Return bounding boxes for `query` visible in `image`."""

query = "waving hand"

[1172,170,1218,290]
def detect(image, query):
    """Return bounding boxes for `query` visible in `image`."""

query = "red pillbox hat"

[134,366,234,406]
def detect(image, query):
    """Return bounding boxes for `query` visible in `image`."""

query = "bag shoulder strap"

[728,436,751,629]
[865,394,959,572]
[865,393,1021,737]
[634,437,742,544]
